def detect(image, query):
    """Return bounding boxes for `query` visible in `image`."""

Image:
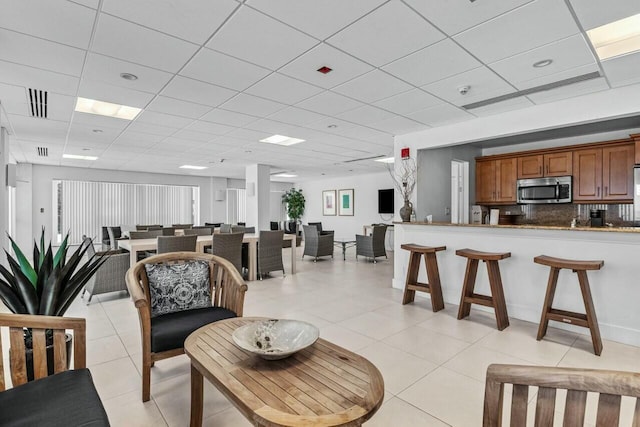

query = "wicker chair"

[220,224,232,233]
[206,232,244,274]
[136,224,162,231]
[129,229,163,240]
[82,238,129,304]
[156,235,197,253]
[107,226,119,250]
[231,226,245,233]
[0,314,110,426]
[126,252,247,402]
[204,222,222,228]
[171,223,193,229]
[161,227,176,236]
[483,364,640,426]
[302,225,334,262]
[308,222,334,235]
[270,221,280,230]
[184,227,212,236]
[356,224,388,263]
[258,230,285,279]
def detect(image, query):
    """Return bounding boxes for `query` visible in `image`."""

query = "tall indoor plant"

[282,188,305,235]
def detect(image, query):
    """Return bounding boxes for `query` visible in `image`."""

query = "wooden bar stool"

[456,248,511,330]
[401,244,446,312]
[534,255,604,356]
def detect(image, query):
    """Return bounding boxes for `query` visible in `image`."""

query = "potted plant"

[282,188,305,236]
[386,158,417,222]
[0,229,107,379]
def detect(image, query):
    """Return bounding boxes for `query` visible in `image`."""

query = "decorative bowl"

[232,319,319,360]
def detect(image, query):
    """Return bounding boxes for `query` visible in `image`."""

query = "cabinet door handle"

[605,186,608,197]
[539,166,542,175]
[597,187,600,197]
[545,165,548,174]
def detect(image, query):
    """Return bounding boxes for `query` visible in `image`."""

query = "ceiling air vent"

[343,155,386,163]
[37,146,48,157]
[28,88,48,118]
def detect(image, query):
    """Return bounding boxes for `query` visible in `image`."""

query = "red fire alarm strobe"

[401,147,410,159]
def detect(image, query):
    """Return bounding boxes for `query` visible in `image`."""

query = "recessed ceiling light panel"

[375,157,395,163]
[587,13,640,60]
[274,173,297,178]
[179,165,208,170]
[259,134,305,146]
[75,97,141,120]
[63,153,98,161]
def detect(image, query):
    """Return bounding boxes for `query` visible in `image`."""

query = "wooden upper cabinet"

[573,148,602,201]
[517,155,543,179]
[602,144,634,200]
[476,159,496,203]
[496,158,517,202]
[544,151,572,177]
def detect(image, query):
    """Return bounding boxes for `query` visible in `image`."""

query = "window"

[226,188,246,224]
[53,180,199,244]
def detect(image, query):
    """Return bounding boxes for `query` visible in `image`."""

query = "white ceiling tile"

[126,121,177,137]
[170,130,213,143]
[246,0,386,40]
[72,112,131,131]
[102,0,238,44]
[224,127,269,142]
[186,120,236,136]
[602,52,640,88]
[45,93,83,122]
[0,28,85,76]
[69,0,99,8]
[67,125,121,145]
[245,73,323,105]
[468,96,533,117]
[266,107,327,126]
[8,114,69,142]
[83,53,173,94]
[407,103,474,126]
[200,109,259,127]
[146,96,211,118]
[373,89,441,115]
[180,48,270,91]
[336,105,396,126]
[279,43,373,89]
[0,0,96,49]
[304,117,356,133]
[405,0,533,36]
[569,0,640,31]
[327,0,444,66]
[332,125,393,145]
[490,35,597,88]
[115,131,164,147]
[0,82,28,115]
[383,38,481,87]
[207,7,318,70]
[92,14,199,72]
[454,0,580,63]
[295,91,363,116]
[513,64,601,91]
[368,116,426,135]
[136,111,194,129]
[161,76,237,107]
[78,79,155,108]
[423,67,515,107]
[0,60,80,96]
[527,77,610,104]
[333,70,413,103]
[219,93,286,116]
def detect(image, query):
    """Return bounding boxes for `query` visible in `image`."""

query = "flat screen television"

[378,189,394,214]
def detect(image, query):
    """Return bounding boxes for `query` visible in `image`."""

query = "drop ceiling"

[0,0,639,180]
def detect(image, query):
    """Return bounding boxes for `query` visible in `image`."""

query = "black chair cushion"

[150,306,237,353]
[0,369,109,426]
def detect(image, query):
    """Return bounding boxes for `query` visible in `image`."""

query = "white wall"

[0,127,8,259]
[296,171,395,238]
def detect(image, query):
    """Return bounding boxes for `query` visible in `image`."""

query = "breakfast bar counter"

[392,222,640,346]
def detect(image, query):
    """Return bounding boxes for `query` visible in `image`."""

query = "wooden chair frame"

[484,364,640,426]
[125,251,248,402]
[0,314,86,390]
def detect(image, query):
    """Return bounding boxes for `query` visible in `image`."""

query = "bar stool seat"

[534,255,604,355]
[456,248,511,330]
[401,244,446,312]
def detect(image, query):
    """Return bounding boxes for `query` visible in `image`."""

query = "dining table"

[118,233,296,281]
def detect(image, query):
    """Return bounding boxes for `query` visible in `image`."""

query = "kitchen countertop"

[393,221,640,233]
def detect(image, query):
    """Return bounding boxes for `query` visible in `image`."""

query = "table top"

[184,317,384,427]
[118,233,295,250]
[334,237,357,244]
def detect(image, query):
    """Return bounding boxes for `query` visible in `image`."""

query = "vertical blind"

[55,180,199,244]
[226,188,246,224]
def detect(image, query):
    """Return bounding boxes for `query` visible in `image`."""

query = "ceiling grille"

[28,88,48,118]
[343,155,385,163]
[37,146,48,157]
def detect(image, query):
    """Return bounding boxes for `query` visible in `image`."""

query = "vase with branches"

[386,158,417,222]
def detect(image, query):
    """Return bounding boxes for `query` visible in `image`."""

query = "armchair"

[0,314,110,426]
[356,224,388,263]
[302,225,334,262]
[126,252,247,402]
[101,226,121,250]
[308,221,334,235]
[82,238,129,304]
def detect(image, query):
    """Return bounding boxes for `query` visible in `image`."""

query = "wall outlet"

[445,207,450,216]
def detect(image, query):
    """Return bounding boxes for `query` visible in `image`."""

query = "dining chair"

[184,227,212,236]
[302,225,334,262]
[356,224,388,263]
[161,227,176,236]
[231,226,246,233]
[258,230,285,279]
[483,363,640,426]
[220,224,232,233]
[107,226,119,250]
[82,237,129,304]
[125,252,247,402]
[156,235,197,253]
[171,223,193,229]
[129,229,163,240]
[206,232,244,274]
[136,224,162,231]
[308,222,334,235]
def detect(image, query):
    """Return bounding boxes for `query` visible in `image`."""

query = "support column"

[245,164,270,231]
[0,126,9,258]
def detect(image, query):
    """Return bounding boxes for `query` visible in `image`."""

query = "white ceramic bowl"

[232,319,320,360]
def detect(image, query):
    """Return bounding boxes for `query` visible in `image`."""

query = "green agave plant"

[0,229,107,316]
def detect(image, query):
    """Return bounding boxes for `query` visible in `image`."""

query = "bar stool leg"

[425,252,444,312]
[486,260,509,331]
[458,258,479,320]
[402,251,422,305]
[537,267,560,341]
[577,270,603,356]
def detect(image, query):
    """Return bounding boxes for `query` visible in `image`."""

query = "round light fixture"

[120,72,138,81]
[92,129,103,133]
[327,124,337,128]
[533,59,553,68]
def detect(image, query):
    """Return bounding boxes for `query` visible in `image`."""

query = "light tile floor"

[5,246,640,426]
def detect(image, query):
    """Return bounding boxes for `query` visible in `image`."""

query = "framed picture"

[322,190,336,216]
[338,189,354,216]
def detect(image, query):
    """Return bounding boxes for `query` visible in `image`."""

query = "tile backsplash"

[479,203,634,227]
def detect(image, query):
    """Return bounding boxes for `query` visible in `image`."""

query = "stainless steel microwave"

[516,176,572,204]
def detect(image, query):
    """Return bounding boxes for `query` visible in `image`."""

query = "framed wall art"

[338,189,354,216]
[322,190,336,216]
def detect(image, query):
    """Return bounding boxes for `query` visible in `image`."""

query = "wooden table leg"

[129,249,137,268]
[248,241,257,281]
[290,236,296,274]
[190,364,203,427]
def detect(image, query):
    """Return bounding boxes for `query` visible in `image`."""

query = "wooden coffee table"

[184,317,384,426]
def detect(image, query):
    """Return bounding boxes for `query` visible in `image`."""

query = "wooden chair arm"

[125,265,150,309]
